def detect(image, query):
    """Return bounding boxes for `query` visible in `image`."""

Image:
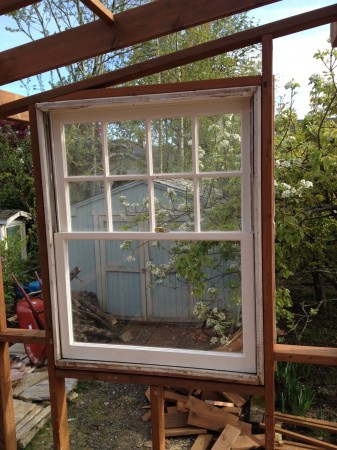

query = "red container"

[16,297,47,367]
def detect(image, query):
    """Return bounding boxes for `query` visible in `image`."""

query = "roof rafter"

[80,0,114,24]
[0,0,281,85]
[0,0,41,15]
[1,3,337,120]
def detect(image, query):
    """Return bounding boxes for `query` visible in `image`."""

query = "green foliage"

[275,362,315,416]
[274,49,337,332]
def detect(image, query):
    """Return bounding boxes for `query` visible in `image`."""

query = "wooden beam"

[0,260,16,450]
[274,344,337,366]
[261,34,275,450]
[331,22,337,48]
[0,0,40,14]
[0,328,46,344]
[0,89,29,122]
[1,3,337,119]
[150,386,166,450]
[0,0,281,85]
[80,0,114,24]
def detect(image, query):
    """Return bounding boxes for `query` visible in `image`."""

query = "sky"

[0,0,336,118]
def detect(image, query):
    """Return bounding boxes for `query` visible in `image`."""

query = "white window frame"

[36,87,263,383]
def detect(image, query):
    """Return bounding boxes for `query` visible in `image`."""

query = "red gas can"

[16,297,47,366]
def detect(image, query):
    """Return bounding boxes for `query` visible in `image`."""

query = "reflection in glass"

[200,177,241,231]
[64,122,103,176]
[152,117,192,173]
[153,179,194,232]
[198,114,241,172]
[67,239,242,352]
[108,120,146,175]
[69,181,105,231]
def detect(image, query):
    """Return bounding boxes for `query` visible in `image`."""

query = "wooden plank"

[232,434,265,449]
[0,328,46,344]
[16,405,51,448]
[331,22,337,48]
[0,0,40,14]
[164,389,189,404]
[273,426,337,450]
[80,0,114,24]
[211,424,241,450]
[261,33,276,450]
[0,0,281,85]
[0,258,16,450]
[29,105,70,450]
[187,395,240,422]
[150,386,166,450]
[165,426,207,437]
[164,411,189,428]
[190,434,213,450]
[274,344,337,366]
[278,440,324,450]
[13,399,36,428]
[220,392,246,407]
[188,409,241,432]
[0,90,29,122]
[274,412,337,433]
[13,370,49,397]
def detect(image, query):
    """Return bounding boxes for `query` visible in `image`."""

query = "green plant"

[275,362,315,416]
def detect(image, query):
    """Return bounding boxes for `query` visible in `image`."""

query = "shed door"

[98,217,193,321]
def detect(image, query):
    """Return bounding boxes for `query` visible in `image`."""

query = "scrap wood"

[164,411,189,428]
[16,405,51,449]
[231,434,265,449]
[211,423,241,450]
[275,412,337,433]
[165,426,208,437]
[275,440,325,450]
[220,391,247,407]
[188,409,243,432]
[12,370,49,397]
[187,395,240,421]
[205,400,235,407]
[190,434,213,450]
[260,423,337,450]
[216,329,243,352]
[164,389,189,404]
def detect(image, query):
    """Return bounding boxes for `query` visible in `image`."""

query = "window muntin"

[41,88,261,378]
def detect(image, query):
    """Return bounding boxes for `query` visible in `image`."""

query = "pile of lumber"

[144,388,337,449]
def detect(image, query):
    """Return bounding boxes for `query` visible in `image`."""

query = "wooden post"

[150,386,166,450]
[29,105,70,450]
[0,259,17,450]
[261,33,276,450]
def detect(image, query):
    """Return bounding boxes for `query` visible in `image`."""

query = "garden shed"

[0,1,337,450]
[0,209,31,258]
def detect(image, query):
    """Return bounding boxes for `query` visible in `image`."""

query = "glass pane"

[69,181,105,231]
[154,179,194,232]
[108,120,146,175]
[67,239,242,353]
[200,177,241,231]
[64,122,103,176]
[152,117,192,173]
[112,181,150,231]
[198,113,242,172]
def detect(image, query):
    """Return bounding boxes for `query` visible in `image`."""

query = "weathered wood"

[211,424,241,450]
[273,426,337,450]
[231,434,265,449]
[274,344,337,366]
[150,386,166,450]
[13,399,36,427]
[80,0,114,24]
[29,105,71,450]
[0,328,46,344]
[165,426,207,437]
[0,0,40,14]
[16,405,51,448]
[261,33,276,450]
[274,412,337,433]
[13,370,49,397]
[0,0,281,85]
[0,259,16,450]
[190,433,213,450]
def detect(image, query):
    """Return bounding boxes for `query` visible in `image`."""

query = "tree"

[274,48,337,334]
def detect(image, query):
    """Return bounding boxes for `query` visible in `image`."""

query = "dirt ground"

[26,381,196,450]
